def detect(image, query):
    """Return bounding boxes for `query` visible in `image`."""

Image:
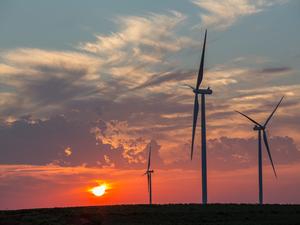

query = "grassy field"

[1,204,300,225]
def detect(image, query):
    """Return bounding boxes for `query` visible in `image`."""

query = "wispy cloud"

[0,48,103,117]
[192,0,288,30]
[79,11,189,56]
[79,11,195,90]
[0,11,197,121]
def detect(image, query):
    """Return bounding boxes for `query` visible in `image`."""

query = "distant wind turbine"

[236,96,284,205]
[144,143,153,205]
[188,29,212,205]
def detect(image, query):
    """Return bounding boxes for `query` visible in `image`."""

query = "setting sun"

[89,184,107,197]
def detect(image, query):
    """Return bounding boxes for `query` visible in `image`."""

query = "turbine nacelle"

[253,125,264,131]
[145,170,154,174]
[193,87,213,95]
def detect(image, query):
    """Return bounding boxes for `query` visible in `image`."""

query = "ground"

[1,204,300,225]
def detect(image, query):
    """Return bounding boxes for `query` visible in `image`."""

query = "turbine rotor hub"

[193,87,213,95]
[253,125,264,131]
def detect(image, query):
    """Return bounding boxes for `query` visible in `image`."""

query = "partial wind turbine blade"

[147,144,151,171]
[147,173,150,193]
[264,96,284,127]
[182,84,195,90]
[235,110,261,127]
[191,94,199,160]
[196,29,207,90]
[263,130,277,178]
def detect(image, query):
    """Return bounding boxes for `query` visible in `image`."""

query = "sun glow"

[89,184,107,197]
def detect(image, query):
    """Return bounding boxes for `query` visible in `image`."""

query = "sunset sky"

[1,0,300,210]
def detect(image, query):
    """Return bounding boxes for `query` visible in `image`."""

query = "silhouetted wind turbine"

[188,29,212,205]
[144,143,153,205]
[236,96,284,205]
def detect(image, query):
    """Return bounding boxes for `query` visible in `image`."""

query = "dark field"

[1,204,300,225]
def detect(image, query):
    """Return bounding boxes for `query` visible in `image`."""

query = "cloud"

[192,0,288,30]
[103,155,115,168]
[79,11,189,56]
[0,116,165,169]
[92,120,149,164]
[0,115,299,171]
[0,48,104,118]
[2,47,298,172]
[207,136,300,170]
[78,11,195,91]
[0,11,196,119]
[64,147,72,157]
[260,67,292,74]
[0,2,299,179]
[131,70,194,91]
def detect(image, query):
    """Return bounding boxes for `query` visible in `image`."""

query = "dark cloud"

[260,67,291,74]
[132,70,194,90]
[0,116,164,169]
[0,116,299,171]
[0,64,104,118]
[207,136,300,170]
[209,110,233,120]
[23,77,89,105]
[167,135,300,171]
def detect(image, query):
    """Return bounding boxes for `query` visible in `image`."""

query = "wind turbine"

[236,96,284,205]
[144,143,153,205]
[189,29,212,205]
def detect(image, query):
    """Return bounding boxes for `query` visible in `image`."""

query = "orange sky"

[1,163,300,210]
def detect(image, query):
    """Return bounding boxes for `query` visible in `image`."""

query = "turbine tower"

[236,96,284,205]
[189,29,212,205]
[144,143,153,205]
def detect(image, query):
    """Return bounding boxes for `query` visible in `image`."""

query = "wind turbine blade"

[235,110,261,127]
[191,94,199,160]
[147,144,151,171]
[183,84,195,90]
[263,130,277,178]
[147,173,150,193]
[264,96,284,127]
[196,29,207,90]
